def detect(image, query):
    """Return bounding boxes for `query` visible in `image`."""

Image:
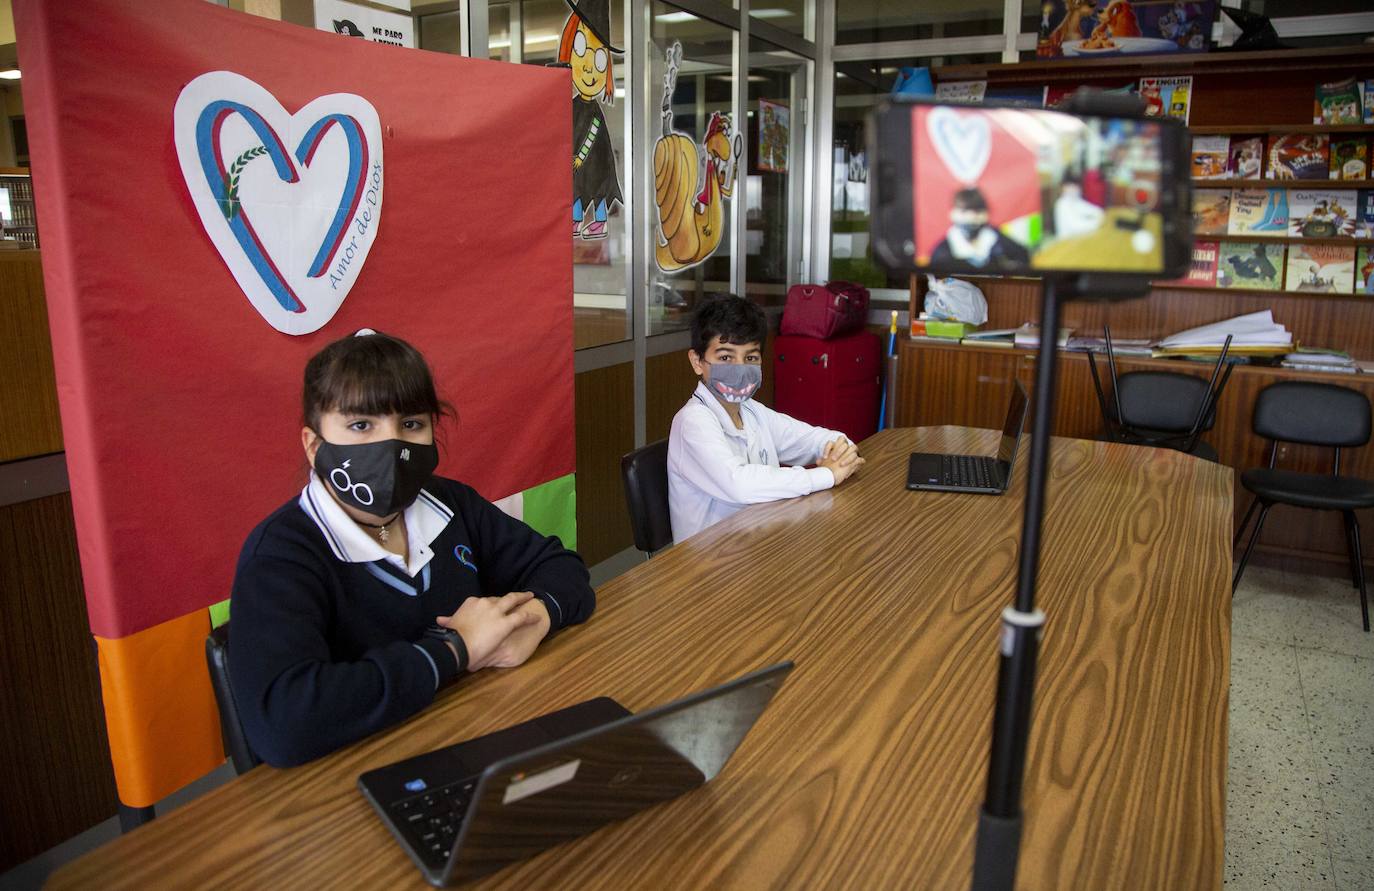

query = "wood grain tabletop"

[49,427,1233,891]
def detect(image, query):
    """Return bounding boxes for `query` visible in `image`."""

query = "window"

[829,54,1003,300]
[416,10,462,54]
[648,4,737,336]
[745,37,809,306]
[747,0,810,40]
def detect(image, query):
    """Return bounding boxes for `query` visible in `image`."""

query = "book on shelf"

[1228,136,1264,180]
[1288,189,1357,238]
[1139,76,1191,123]
[1266,134,1330,181]
[1191,135,1229,180]
[1356,190,1374,238]
[1227,187,1287,235]
[1358,245,1374,295]
[1065,336,1153,357]
[1013,324,1071,349]
[1192,189,1230,235]
[1282,348,1358,374]
[1314,77,1363,126]
[1330,138,1369,181]
[961,334,1016,349]
[1158,240,1219,287]
[934,81,987,104]
[1155,310,1292,356]
[1284,244,1355,293]
[1216,241,1283,290]
[984,85,1047,108]
[1367,80,1374,125]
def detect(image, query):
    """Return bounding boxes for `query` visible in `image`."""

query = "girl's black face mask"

[313,438,439,515]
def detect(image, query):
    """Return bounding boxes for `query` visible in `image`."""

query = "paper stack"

[1013,324,1072,350]
[1066,336,1154,357]
[1281,350,1358,374]
[1154,310,1292,357]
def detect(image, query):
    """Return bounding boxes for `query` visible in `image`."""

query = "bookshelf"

[913,45,1374,579]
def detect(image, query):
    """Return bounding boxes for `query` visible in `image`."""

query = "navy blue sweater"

[228,476,594,767]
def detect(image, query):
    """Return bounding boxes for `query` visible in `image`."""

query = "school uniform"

[667,381,847,543]
[228,474,593,768]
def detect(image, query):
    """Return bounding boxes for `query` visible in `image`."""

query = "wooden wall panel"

[956,277,1374,363]
[0,493,118,871]
[0,251,64,463]
[896,337,1374,576]
[574,363,635,566]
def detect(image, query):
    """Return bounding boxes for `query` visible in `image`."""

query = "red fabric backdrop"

[18,0,574,638]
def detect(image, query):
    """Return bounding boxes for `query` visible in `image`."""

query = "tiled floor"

[1228,566,1374,889]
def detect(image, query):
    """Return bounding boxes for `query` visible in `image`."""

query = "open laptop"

[359,662,793,886]
[906,380,1029,494]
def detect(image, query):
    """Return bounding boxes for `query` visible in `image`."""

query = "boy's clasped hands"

[818,437,864,485]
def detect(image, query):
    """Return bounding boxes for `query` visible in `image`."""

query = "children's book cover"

[1228,136,1263,179]
[1037,0,1217,58]
[1227,188,1287,236]
[1358,245,1374,294]
[1285,244,1355,293]
[1330,138,1369,181]
[1314,77,1362,125]
[1354,189,1374,238]
[1164,240,1219,287]
[1191,135,1229,179]
[1192,188,1231,235]
[1140,75,1192,122]
[1288,190,1356,237]
[1217,241,1282,290]
[1266,134,1330,180]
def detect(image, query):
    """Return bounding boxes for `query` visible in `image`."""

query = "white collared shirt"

[298,473,454,577]
[668,381,845,543]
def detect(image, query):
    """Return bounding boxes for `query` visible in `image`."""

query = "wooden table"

[51,428,1233,890]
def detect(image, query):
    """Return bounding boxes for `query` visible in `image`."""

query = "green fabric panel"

[209,599,231,629]
[521,473,577,551]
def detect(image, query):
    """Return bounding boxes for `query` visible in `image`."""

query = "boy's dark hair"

[690,293,768,357]
[302,330,453,430]
[953,188,988,213]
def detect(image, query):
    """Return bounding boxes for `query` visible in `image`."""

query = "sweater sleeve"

[671,408,834,506]
[228,551,457,768]
[759,402,848,467]
[463,487,595,633]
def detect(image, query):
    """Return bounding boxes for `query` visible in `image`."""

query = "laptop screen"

[996,381,1030,467]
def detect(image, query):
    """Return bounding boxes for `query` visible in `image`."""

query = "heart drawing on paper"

[926,107,991,186]
[173,71,383,335]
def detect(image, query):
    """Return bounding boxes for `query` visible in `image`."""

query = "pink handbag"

[780,281,871,340]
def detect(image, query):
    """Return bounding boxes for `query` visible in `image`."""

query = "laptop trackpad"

[908,453,941,486]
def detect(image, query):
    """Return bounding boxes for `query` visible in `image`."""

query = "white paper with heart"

[926,107,991,186]
[173,71,384,335]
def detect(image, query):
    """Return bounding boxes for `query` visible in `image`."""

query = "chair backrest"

[205,623,261,774]
[621,440,672,554]
[1115,371,1219,434]
[1253,381,1372,448]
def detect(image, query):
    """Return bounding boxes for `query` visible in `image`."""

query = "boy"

[668,294,863,543]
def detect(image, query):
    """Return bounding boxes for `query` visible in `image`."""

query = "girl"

[228,331,594,767]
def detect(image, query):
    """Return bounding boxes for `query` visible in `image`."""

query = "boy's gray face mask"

[706,362,762,404]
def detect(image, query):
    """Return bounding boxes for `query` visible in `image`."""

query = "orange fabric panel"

[95,612,225,807]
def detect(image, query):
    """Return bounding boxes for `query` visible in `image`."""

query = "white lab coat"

[668,381,846,543]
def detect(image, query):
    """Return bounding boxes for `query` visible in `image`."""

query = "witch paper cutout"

[561,0,623,241]
[652,41,742,273]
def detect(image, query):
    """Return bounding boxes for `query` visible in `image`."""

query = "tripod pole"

[970,277,1063,891]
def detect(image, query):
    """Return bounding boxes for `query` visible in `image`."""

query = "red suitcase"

[772,330,881,444]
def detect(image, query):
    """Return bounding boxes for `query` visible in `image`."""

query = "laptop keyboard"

[388,777,479,868]
[941,455,995,489]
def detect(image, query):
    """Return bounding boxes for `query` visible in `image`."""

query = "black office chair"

[1232,381,1374,632]
[205,623,261,773]
[621,439,672,556]
[1087,327,1234,462]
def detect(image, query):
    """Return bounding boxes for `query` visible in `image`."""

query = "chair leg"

[1345,512,1360,590]
[1234,496,1259,549]
[1233,503,1272,593]
[1345,511,1371,633]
